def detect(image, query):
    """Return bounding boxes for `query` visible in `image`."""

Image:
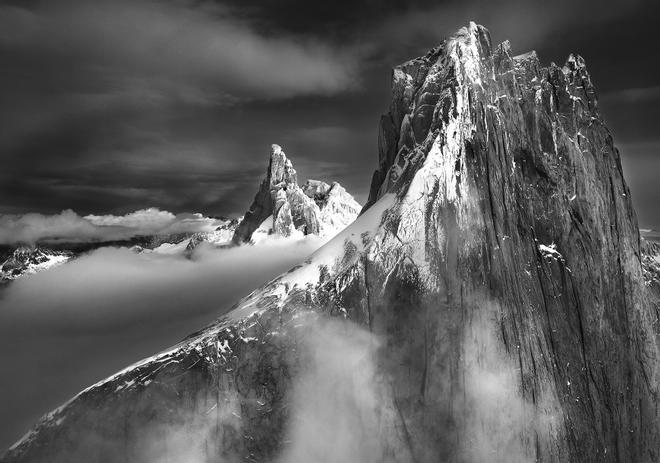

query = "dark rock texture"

[4,23,659,463]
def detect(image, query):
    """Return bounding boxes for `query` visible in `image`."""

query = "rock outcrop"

[4,23,659,463]
[232,144,361,243]
[184,218,242,255]
[0,246,72,282]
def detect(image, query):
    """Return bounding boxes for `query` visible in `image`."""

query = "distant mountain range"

[3,22,660,463]
[0,146,361,283]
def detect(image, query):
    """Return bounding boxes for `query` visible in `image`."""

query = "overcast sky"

[0,0,658,226]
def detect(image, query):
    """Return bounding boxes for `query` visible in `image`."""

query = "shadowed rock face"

[4,23,659,463]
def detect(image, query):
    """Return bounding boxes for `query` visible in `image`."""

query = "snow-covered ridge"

[0,247,72,282]
[0,217,242,282]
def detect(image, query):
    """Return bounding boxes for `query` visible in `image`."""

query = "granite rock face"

[232,144,361,243]
[4,23,659,463]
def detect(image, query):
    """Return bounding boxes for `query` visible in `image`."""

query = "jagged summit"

[232,144,361,243]
[4,23,659,463]
[364,21,599,212]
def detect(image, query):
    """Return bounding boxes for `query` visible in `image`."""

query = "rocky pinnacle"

[232,144,360,243]
[3,23,658,463]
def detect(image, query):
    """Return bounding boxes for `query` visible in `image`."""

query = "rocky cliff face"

[4,23,659,463]
[232,144,361,243]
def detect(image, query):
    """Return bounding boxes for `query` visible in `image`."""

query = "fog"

[1,233,561,460]
[277,317,386,463]
[459,312,560,462]
[0,235,324,450]
[125,308,558,463]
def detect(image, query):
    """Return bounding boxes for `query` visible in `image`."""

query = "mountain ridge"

[3,22,658,463]
[232,143,361,244]
[0,146,360,282]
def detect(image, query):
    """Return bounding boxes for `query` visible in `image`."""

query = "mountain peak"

[5,24,658,463]
[232,144,360,243]
[363,22,601,212]
[267,143,297,187]
[270,143,283,155]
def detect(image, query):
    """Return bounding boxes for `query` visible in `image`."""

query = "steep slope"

[4,22,659,463]
[232,144,361,243]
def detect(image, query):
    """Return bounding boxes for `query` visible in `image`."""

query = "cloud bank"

[0,208,224,244]
[0,234,325,450]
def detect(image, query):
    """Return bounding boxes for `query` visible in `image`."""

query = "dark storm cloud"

[0,0,658,223]
[0,0,361,215]
[1,0,659,453]
[0,1,358,101]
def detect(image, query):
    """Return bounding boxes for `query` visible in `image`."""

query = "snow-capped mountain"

[183,218,242,254]
[0,147,361,283]
[3,23,659,463]
[0,234,198,282]
[0,247,72,282]
[232,144,361,243]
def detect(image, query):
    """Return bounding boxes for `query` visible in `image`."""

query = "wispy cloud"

[0,0,359,104]
[0,0,364,217]
[365,0,644,64]
[601,86,660,103]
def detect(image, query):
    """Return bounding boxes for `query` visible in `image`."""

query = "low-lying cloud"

[0,207,222,244]
[278,317,385,463]
[0,235,324,450]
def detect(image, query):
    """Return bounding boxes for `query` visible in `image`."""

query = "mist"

[277,317,386,463]
[124,315,397,463]
[121,307,559,463]
[0,235,323,450]
[458,311,561,462]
